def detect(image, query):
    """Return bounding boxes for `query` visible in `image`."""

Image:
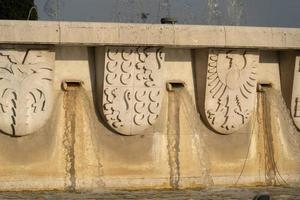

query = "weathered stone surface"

[291,56,300,129]
[1,21,300,49]
[0,49,54,136]
[0,23,299,191]
[204,49,258,134]
[101,46,165,135]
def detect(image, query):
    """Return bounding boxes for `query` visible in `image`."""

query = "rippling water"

[1,187,299,199]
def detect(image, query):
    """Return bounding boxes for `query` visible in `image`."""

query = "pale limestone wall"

[0,21,299,191]
[0,48,55,136]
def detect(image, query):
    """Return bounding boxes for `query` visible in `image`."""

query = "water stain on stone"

[179,88,213,186]
[63,85,78,191]
[167,87,181,189]
[259,88,277,186]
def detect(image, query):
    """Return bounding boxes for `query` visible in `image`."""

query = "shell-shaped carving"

[204,49,258,134]
[101,46,165,135]
[291,56,300,129]
[0,49,54,136]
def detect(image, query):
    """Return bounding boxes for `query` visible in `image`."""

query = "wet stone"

[0,187,299,200]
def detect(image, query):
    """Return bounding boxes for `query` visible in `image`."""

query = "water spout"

[62,82,82,191]
[166,81,213,188]
[167,83,181,189]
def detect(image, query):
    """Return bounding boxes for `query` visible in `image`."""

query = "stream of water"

[6,84,298,199]
[167,89,181,189]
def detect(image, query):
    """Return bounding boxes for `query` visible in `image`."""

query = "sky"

[35,0,300,28]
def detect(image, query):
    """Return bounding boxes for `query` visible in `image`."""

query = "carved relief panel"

[291,56,300,129]
[101,47,165,135]
[204,49,258,134]
[0,49,54,136]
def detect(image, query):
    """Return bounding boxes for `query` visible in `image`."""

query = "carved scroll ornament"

[0,49,54,136]
[204,49,258,134]
[101,47,165,135]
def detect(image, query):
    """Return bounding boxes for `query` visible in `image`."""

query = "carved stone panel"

[204,49,258,134]
[0,49,54,136]
[102,47,165,135]
[291,56,300,129]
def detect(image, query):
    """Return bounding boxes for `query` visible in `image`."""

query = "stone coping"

[0,20,299,49]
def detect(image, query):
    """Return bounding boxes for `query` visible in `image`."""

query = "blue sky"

[35,0,300,27]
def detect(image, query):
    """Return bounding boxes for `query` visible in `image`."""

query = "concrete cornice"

[0,20,299,49]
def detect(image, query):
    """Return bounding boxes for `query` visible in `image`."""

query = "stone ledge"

[0,20,300,49]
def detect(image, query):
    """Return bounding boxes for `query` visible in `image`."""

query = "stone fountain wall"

[0,21,299,191]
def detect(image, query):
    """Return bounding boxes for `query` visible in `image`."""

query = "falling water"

[258,88,277,186]
[261,87,300,186]
[208,0,221,25]
[63,85,78,191]
[62,83,105,190]
[178,88,213,186]
[227,0,244,25]
[167,88,181,189]
[78,87,105,188]
[159,0,171,18]
[264,88,300,153]
[257,86,300,186]
[167,86,213,189]
[43,0,60,20]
